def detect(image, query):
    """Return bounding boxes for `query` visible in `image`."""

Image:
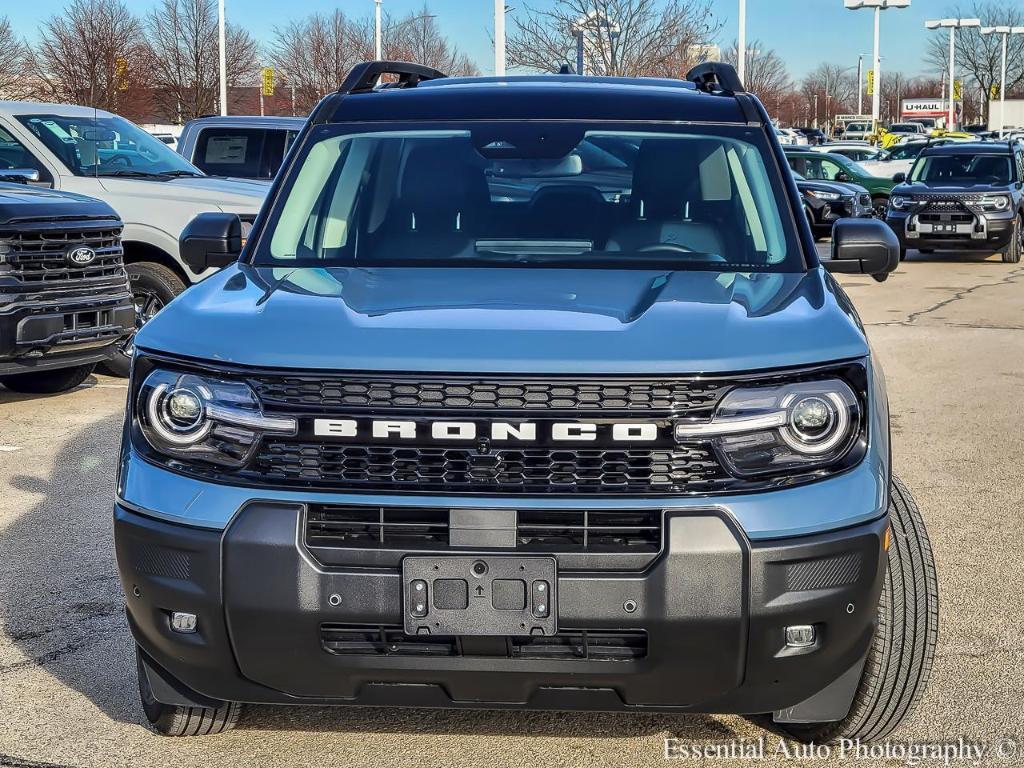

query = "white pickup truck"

[0,100,268,374]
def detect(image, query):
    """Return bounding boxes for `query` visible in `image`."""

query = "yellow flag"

[261,67,275,97]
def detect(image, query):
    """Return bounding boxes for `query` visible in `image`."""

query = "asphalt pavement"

[1,249,1023,767]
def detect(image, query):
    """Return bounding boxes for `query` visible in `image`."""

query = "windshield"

[845,122,871,132]
[252,124,802,272]
[829,153,871,177]
[909,153,1012,185]
[886,143,926,161]
[16,114,201,177]
[889,124,918,134]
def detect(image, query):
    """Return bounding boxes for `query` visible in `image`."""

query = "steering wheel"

[639,242,696,253]
[103,154,134,167]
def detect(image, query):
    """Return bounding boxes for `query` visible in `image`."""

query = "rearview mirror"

[822,218,900,282]
[0,168,40,184]
[892,172,906,183]
[180,212,242,275]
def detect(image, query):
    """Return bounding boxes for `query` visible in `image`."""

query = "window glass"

[254,124,804,272]
[0,125,51,182]
[193,127,295,179]
[910,154,1012,185]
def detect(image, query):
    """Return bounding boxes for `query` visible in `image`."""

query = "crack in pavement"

[889,266,1024,327]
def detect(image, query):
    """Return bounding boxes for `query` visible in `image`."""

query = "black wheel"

[777,476,938,744]
[0,363,94,394]
[871,196,889,217]
[136,648,241,736]
[1002,216,1022,264]
[103,262,186,377]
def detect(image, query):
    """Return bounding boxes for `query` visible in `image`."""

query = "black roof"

[921,141,1013,156]
[314,74,753,125]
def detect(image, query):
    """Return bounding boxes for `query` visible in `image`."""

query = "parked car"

[176,116,306,180]
[794,126,827,145]
[886,140,1024,262]
[115,61,936,745]
[838,120,873,141]
[783,148,897,215]
[0,178,133,393]
[857,139,947,178]
[886,122,927,136]
[775,127,807,146]
[792,171,874,239]
[812,143,886,163]
[0,101,269,375]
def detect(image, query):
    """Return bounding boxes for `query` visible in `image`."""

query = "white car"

[776,127,808,146]
[0,100,268,374]
[811,143,884,163]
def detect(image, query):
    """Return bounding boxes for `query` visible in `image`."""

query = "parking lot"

[1,250,1021,768]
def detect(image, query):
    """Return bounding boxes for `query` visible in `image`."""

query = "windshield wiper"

[95,169,171,179]
[161,170,204,178]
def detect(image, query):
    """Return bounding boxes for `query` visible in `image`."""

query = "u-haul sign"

[901,98,951,118]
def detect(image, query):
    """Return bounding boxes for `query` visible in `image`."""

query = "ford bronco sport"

[114,62,938,742]
[1,180,132,393]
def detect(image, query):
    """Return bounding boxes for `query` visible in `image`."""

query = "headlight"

[136,368,296,467]
[675,379,861,477]
[979,195,1010,212]
[890,196,908,210]
[807,190,842,201]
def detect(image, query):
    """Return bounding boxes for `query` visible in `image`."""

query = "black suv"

[886,141,1024,262]
[792,171,873,239]
[0,180,134,392]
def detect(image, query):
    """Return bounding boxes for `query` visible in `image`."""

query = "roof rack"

[685,62,744,96]
[337,61,447,95]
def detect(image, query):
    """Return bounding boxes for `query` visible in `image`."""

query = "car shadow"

[903,249,1010,264]
[0,414,741,741]
[0,373,100,403]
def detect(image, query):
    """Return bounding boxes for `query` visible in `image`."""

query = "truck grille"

[0,222,125,286]
[305,504,662,553]
[321,624,647,660]
[251,443,725,495]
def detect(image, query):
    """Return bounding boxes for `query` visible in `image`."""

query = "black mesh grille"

[320,624,647,660]
[1,223,124,285]
[251,443,725,495]
[249,375,729,415]
[305,504,662,553]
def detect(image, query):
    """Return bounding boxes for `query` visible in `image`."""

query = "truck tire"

[777,476,938,744]
[0,363,95,393]
[1002,216,1022,264]
[871,196,889,218]
[137,649,241,736]
[103,262,187,377]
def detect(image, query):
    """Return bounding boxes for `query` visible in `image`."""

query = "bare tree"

[147,0,259,122]
[0,17,33,100]
[723,40,791,113]
[800,63,857,129]
[924,1,1024,122]
[386,7,480,76]
[30,0,151,115]
[506,0,721,77]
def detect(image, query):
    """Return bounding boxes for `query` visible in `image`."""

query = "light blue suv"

[113,62,938,741]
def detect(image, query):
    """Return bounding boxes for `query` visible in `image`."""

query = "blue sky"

[5,0,959,79]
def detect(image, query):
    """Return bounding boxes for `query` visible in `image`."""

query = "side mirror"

[836,172,851,182]
[0,168,40,184]
[180,212,242,275]
[892,172,906,183]
[823,218,900,282]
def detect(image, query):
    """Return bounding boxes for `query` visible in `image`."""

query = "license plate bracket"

[402,556,557,637]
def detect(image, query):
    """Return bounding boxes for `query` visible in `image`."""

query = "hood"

[0,182,117,224]
[97,175,269,212]
[137,265,868,375]
[895,180,1004,194]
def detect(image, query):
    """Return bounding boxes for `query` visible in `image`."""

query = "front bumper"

[116,502,887,715]
[0,291,134,375]
[887,207,1016,252]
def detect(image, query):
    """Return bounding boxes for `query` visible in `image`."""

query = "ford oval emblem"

[67,246,97,266]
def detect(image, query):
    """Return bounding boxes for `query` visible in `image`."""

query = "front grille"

[253,443,725,495]
[0,223,125,286]
[250,374,729,415]
[320,624,647,661]
[305,504,662,554]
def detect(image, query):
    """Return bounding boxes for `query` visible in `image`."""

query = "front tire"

[103,262,186,377]
[1002,216,1022,264]
[0,363,94,394]
[871,196,889,218]
[137,649,241,736]
[778,476,938,744]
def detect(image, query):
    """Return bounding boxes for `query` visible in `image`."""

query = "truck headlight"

[807,190,841,202]
[890,196,908,210]
[979,195,1010,212]
[675,379,861,477]
[136,368,296,467]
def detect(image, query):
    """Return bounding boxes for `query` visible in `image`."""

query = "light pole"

[494,0,506,76]
[981,25,1024,137]
[844,1,910,132]
[218,0,227,115]
[737,0,746,85]
[925,17,981,130]
[375,0,382,59]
